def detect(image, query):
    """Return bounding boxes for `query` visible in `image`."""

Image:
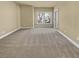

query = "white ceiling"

[16,1,57,7]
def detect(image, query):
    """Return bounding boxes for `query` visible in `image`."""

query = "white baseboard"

[21,27,33,29]
[0,27,21,40]
[57,30,79,48]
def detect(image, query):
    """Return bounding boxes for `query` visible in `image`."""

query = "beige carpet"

[0,28,79,58]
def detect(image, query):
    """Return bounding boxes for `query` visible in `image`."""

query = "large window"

[36,11,52,24]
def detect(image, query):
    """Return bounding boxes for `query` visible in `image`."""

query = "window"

[37,11,51,24]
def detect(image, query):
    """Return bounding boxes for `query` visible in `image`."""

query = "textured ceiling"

[16,1,57,7]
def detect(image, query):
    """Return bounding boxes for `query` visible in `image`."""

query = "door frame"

[33,7,35,28]
[54,8,59,29]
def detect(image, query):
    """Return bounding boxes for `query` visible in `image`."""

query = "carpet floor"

[0,28,79,58]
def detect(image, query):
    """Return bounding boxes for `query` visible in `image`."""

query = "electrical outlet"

[0,33,3,36]
[0,32,5,36]
[0,33,2,36]
[77,37,79,40]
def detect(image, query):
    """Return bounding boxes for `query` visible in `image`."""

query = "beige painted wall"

[20,5,33,28]
[0,2,20,36]
[56,2,79,44]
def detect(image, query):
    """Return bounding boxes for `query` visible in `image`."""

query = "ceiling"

[16,1,57,7]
